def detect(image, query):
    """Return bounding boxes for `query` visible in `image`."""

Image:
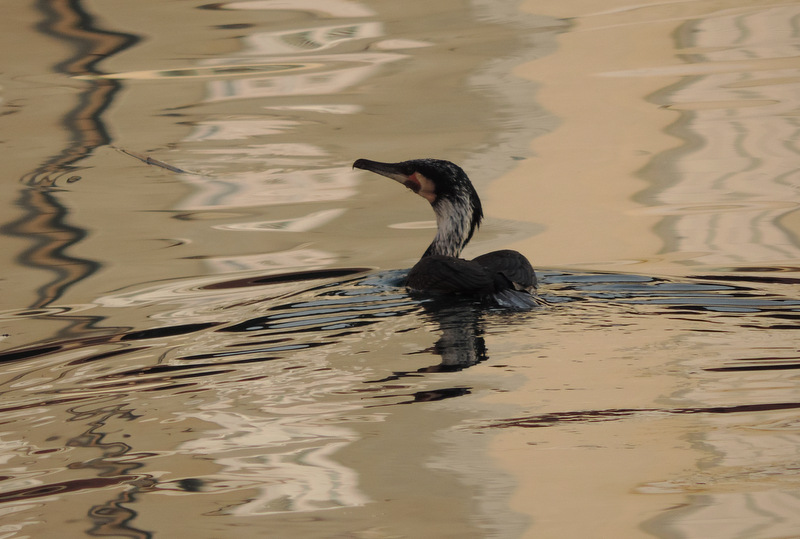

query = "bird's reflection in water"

[419,297,488,372]
[367,294,493,403]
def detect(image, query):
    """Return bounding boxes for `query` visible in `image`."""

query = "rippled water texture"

[1,0,800,537]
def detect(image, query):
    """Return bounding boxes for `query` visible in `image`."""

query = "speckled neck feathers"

[424,192,482,258]
[397,159,483,259]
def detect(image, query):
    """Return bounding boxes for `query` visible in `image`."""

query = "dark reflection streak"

[28,0,140,185]
[218,315,382,333]
[0,394,98,415]
[758,313,800,320]
[741,324,800,330]
[3,0,139,310]
[66,403,154,538]
[98,362,235,379]
[366,387,472,407]
[266,301,416,321]
[151,382,199,393]
[484,401,800,429]
[227,337,292,348]
[121,323,222,341]
[88,489,152,539]
[1,189,102,308]
[707,362,800,372]
[201,268,373,290]
[0,333,134,365]
[79,369,233,391]
[0,322,235,366]
[0,343,64,364]
[181,341,328,360]
[0,475,139,503]
[690,274,800,285]
[67,347,149,366]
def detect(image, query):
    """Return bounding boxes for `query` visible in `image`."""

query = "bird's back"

[406,249,536,298]
[406,255,494,294]
[471,249,537,292]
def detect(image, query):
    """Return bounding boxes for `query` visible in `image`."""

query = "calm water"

[1,1,800,537]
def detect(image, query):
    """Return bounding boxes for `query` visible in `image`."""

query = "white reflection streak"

[179,405,372,514]
[176,167,358,210]
[239,22,383,55]
[201,247,337,274]
[225,0,375,18]
[203,53,405,101]
[223,440,368,515]
[213,208,346,232]
[183,121,301,141]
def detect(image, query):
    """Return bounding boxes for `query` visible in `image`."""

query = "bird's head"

[353,158,484,257]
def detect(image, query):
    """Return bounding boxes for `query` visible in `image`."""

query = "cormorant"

[353,158,538,308]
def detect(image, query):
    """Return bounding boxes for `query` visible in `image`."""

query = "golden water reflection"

[503,0,800,274]
[496,1,800,537]
[641,3,800,268]
[1,0,800,537]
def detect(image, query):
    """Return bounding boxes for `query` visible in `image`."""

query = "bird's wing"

[406,255,494,294]
[471,249,537,291]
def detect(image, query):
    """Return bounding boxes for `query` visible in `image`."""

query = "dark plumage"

[353,158,537,306]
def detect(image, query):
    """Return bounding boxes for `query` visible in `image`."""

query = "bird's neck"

[423,197,477,259]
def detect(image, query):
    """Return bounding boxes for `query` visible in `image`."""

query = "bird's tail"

[490,289,545,310]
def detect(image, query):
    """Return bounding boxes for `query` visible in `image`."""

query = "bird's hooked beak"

[353,158,436,203]
[353,159,419,192]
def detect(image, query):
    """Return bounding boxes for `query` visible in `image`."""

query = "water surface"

[1,0,800,537]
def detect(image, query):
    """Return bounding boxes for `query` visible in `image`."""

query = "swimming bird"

[353,158,537,308]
